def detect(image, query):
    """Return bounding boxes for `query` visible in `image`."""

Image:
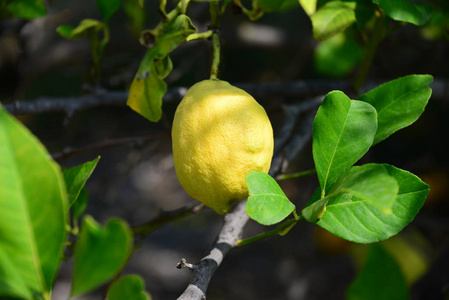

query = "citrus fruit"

[172,79,274,214]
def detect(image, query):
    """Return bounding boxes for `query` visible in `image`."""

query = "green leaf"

[0,107,68,298]
[72,187,89,219]
[127,59,170,122]
[372,0,431,26]
[311,164,429,243]
[347,244,409,300]
[314,31,365,78]
[311,1,357,40]
[71,216,133,296]
[246,171,295,226]
[301,193,329,222]
[358,74,433,145]
[108,275,151,300]
[63,156,100,207]
[127,15,196,122]
[56,19,106,39]
[299,0,317,16]
[329,164,399,214]
[95,0,121,22]
[5,0,46,19]
[312,91,377,196]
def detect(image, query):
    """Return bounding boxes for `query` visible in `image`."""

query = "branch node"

[177,258,198,270]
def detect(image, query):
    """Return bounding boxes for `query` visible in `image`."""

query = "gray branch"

[3,78,447,116]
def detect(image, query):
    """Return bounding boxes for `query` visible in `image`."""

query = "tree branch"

[4,79,446,116]
[177,201,249,300]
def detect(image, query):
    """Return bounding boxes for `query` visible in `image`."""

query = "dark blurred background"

[1,0,449,299]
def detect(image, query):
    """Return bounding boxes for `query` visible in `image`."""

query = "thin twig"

[133,202,205,245]
[51,132,170,160]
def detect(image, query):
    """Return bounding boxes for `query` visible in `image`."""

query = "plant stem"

[278,168,316,181]
[236,218,299,247]
[353,10,386,93]
[210,32,220,80]
[209,0,221,80]
[186,30,213,42]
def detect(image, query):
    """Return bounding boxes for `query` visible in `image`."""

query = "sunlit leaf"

[329,164,398,214]
[311,1,357,40]
[372,0,431,26]
[0,107,68,298]
[299,0,317,16]
[127,14,196,122]
[309,164,429,243]
[347,244,409,299]
[108,275,151,300]
[358,74,433,144]
[71,216,133,296]
[246,171,295,225]
[312,91,377,196]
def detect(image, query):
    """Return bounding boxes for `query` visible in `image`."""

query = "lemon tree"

[0,0,443,299]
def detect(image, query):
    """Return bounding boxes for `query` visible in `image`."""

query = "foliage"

[0,0,444,298]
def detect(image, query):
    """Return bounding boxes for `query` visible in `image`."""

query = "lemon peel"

[172,79,274,214]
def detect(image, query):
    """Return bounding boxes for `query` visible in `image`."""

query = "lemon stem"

[209,0,221,80]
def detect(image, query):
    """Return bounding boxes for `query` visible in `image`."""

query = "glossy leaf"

[329,164,398,214]
[312,91,377,196]
[63,156,100,207]
[311,164,429,243]
[108,275,151,300]
[96,0,121,22]
[5,0,46,19]
[372,0,431,26]
[347,244,408,300]
[358,74,433,145]
[71,216,133,296]
[311,1,357,40]
[314,32,365,78]
[127,15,196,122]
[0,107,68,299]
[299,0,317,16]
[246,171,295,226]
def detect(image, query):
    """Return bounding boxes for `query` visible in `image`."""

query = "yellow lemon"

[172,79,274,214]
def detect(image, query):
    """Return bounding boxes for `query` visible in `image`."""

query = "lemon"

[172,79,274,214]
